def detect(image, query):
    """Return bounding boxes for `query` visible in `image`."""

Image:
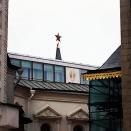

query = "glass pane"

[22,61,32,79]
[10,59,21,78]
[55,66,64,82]
[44,64,53,82]
[80,69,89,84]
[10,59,21,67]
[33,62,43,80]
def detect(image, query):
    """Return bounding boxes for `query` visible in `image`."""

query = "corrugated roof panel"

[53,83,69,91]
[24,80,38,89]
[66,84,81,92]
[18,79,89,93]
[31,81,44,89]
[50,82,62,90]
[44,82,58,90]
[18,80,26,87]
[19,80,32,89]
[60,83,75,91]
[79,85,89,91]
[72,84,88,92]
[34,81,47,89]
[63,83,78,91]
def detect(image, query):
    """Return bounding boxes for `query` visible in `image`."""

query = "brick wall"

[0,0,8,102]
[120,0,131,130]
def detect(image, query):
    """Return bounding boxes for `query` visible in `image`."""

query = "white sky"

[8,0,121,66]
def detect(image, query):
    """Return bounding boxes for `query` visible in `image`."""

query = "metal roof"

[18,79,89,94]
[100,46,121,69]
[82,46,121,80]
[8,53,98,70]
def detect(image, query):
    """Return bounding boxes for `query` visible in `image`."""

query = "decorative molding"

[32,97,88,104]
[34,104,62,119]
[83,71,121,80]
[67,107,89,121]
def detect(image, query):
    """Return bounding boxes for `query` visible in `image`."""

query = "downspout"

[27,89,36,131]
[28,89,36,113]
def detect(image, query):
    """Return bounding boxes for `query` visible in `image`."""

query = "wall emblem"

[66,68,80,83]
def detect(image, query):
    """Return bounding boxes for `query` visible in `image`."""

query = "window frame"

[54,65,65,83]
[80,69,88,84]
[33,62,43,81]
[21,60,32,80]
[44,63,54,82]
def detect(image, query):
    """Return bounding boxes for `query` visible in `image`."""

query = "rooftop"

[18,79,89,94]
[100,46,121,69]
[8,52,98,70]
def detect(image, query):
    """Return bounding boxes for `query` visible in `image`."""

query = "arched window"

[73,125,83,131]
[41,123,51,131]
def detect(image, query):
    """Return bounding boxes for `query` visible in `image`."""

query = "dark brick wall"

[120,0,131,130]
[0,0,8,102]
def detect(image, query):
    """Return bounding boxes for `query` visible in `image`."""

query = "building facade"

[83,46,122,131]
[9,53,97,131]
[9,53,97,84]
[2,0,130,130]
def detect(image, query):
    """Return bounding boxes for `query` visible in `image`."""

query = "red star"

[55,33,61,42]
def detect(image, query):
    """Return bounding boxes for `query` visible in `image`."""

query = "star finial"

[55,33,61,42]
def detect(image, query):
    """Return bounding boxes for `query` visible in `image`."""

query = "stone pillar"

[0,128,9,131]
[67,121,72,131]
[0,0,19,131]
[6,68,16,103]
[120,0,131,130]
[0,0,8,102]
[56,121,60,131]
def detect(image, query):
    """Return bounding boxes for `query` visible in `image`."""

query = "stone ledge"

[0,103,19,129]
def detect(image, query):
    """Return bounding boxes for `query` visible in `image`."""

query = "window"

[55,66,64,82]
[44,64,53,82]
[73,125,83,131]
[11,59,21,78]
[10,59,21,67]
[21,60,32,79]
[33,62,43,80]
[41,123,51,131]
[80,69,88,84]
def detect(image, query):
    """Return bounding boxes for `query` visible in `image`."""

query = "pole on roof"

[55,33,62,60]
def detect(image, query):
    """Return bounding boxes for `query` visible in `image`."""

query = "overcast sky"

[8,0,120,66]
